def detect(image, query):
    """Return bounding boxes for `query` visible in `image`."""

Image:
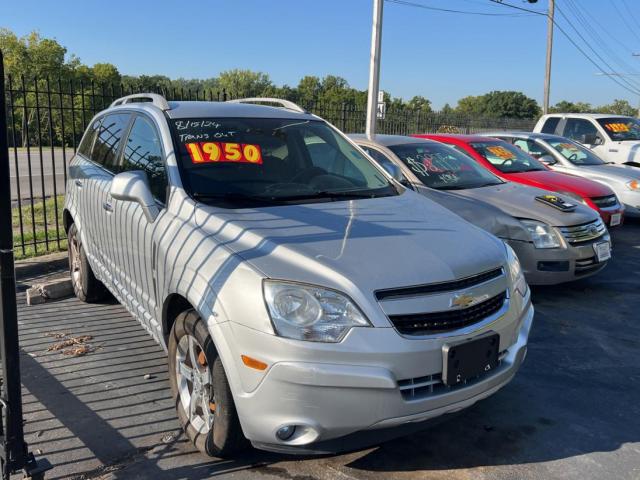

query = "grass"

[12,195,67,260]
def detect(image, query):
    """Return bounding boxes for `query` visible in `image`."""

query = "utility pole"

[543,0,555,115]
[366,0,384,138]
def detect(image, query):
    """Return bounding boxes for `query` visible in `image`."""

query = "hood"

[194,190,506,297]
[415,186,530,242]
[509,170,613,197]
[450,182,599,227]
[584,164,640,182]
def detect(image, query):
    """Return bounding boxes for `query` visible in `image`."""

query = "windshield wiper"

[192,192,285,204]
[267,190,382,201]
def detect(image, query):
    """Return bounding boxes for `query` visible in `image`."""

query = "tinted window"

[78,118,101,158]
[170,118,395,206]
[388,142,503,190]
[361,146,395,169]
[470,141,547,173]
[541,117,560,134]
[122,116,168,202]
[562,118,598,143]
[596,117,640,141]
[92,113,131,171]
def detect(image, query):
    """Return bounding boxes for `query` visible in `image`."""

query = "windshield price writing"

[186,142,264,165]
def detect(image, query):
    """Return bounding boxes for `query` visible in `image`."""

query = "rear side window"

[92,113,131,171]
[541,117,560,134]
[562,118,598,143]
[121,116,168,202]
[78,118,101,158]
[513,139,548,159]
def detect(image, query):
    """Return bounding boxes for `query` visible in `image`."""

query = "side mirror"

[539,154,557,166]
[381,162,405,183]
[582,133,603,146]
[110,171,159,223]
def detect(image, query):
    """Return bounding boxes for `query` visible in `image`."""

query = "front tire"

[168,309,247,457]
[67,223,109,303]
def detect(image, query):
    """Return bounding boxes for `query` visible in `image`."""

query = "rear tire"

[67,223,109,303]
[168,309,247,457]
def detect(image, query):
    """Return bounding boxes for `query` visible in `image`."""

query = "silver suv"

[64,94,534,456]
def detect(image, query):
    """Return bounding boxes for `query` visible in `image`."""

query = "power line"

[555,2,640,91]
[385,0,534,16]
[610,0,640,44]
[489,0,640,96]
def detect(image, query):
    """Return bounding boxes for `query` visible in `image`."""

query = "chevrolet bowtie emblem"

[450,293,476,309]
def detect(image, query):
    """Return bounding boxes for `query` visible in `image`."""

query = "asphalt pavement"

[15,220,640,480]
[9,148,73,201]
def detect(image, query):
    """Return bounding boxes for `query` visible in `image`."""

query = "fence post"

[341,103,347,132]
[0,50,51,480]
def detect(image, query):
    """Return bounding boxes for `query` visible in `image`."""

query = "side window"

[78,118,102,158]
[541,117,560,134]
[361,146,395,169]
[121,116,168,202]
[563,119,598,143]
[92,113,131,171]
[513,139,547,159]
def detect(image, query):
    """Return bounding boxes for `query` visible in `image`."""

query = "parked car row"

[62,95,637,460]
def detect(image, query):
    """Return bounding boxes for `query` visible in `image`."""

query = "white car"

[534,113,640,166]
[485,132,640,217]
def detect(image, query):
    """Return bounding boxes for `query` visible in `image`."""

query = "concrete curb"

[15,251,68,281]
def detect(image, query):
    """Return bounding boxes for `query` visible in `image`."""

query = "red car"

[415,134,625,227]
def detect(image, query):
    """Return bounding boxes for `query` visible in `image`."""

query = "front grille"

[388,291,507,335]
[398,350,508,401]
[558,218,606,244]
[375,268,503,301]
[591,194,618,209]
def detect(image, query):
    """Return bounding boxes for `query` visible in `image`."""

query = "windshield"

[546,139,605,166]
[470,141,547,173]
[388,142,503,190]
[596,117,640,141]
[170,118,396,206]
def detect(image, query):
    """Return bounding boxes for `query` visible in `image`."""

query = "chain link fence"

[3,76,536,258]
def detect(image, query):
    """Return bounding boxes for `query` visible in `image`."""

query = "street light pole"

[366,0,384,138]
[543,0,555,115]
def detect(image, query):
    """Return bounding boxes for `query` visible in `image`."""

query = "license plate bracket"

[442,333,500,386]
[610,213,622,227]
[594,241,611,262]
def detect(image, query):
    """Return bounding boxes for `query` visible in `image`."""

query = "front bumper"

[507,233,610,285]
[617,190,640,218]
[216,296,533,454]
[597,205,625,226]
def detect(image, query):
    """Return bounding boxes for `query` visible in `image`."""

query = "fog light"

[276,425,296,441]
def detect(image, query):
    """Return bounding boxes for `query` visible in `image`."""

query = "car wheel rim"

[69,235,82,289]
[176,334,214,434]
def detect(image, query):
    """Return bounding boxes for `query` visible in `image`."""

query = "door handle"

[102,202,113,213]
[74,179,83,188]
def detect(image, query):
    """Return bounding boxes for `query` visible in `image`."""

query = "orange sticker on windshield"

[604,123,630,133]
[486,145,515,160]
[186,142,263,165]
[558,143,579,151]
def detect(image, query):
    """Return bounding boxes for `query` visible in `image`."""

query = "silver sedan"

[484,132,640,217]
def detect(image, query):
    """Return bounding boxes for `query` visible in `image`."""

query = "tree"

[457,91,540,119]
[550,100,593,113]
[216,69,273,98]
[597,99,637,116]
[92,63,121,85]
[0,28,69,79]
[407,95,432,113]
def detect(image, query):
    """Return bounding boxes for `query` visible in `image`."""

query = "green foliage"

[456,91,540,119]
[597,99,638,116]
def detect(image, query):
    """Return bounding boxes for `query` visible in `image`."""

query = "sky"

[2,0,640,109]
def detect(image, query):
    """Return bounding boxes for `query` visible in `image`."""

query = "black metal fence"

[3,75,536,258]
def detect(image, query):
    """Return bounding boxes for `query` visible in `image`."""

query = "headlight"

[520,219,563,249]
[557,191,587,205]
[626,179,640,191]
[263,281,371,342]
[505,243,528,298]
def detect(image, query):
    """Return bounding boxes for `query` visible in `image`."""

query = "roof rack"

[227,97,307,114]
[110,93,170,111]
